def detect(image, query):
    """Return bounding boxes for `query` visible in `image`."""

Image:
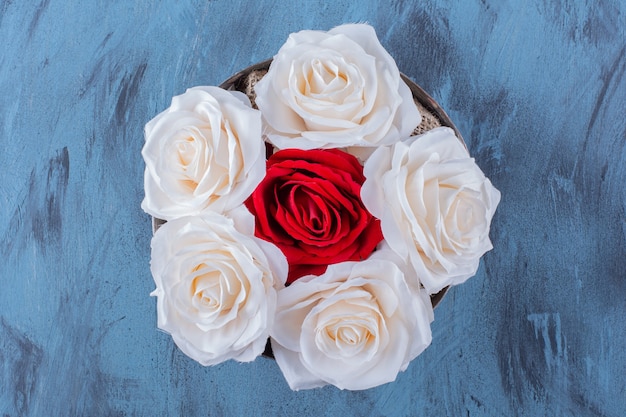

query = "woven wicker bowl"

[153,60,463,355]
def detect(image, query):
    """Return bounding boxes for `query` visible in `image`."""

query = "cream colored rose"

[149,207,287,365]
[254,23,421,150]
[270,257,433,390]
[362,127,501,294]
[141,86,264,220]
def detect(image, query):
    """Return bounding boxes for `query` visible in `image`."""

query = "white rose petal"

[150,208,287,365]
[141,86,264,220]
[362,127,501,294]
[255,23,421,150]
[271,259,433,391]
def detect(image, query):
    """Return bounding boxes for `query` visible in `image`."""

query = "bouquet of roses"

[142,23,500,391]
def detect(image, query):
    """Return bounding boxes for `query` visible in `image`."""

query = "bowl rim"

[219,58,464,144]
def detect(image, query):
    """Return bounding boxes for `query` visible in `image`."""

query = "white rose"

[271,258,433,390]
[141,86,264,220]
[362,127,501,294]
[149,207,287,365]
[254,23,421,150]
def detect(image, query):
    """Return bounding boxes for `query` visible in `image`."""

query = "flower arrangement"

[142,23,500,391]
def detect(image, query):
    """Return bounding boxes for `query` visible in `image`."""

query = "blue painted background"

[1,1,625,416]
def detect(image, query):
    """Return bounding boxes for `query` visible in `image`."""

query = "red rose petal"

[245,148,384,283]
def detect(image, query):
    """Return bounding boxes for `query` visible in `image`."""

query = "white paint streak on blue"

[599,320,612,394]
[527,312,567,372]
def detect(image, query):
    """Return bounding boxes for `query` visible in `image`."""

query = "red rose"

[245,148,384,284]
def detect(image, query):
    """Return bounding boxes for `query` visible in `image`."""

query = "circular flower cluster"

[142,23,500,391]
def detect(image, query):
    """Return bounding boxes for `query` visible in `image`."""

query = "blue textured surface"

[1,1,625,416]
